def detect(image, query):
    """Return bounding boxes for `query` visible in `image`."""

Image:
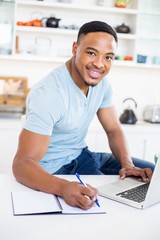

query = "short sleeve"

[24,85,64,135]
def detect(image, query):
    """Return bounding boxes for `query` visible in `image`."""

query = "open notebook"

[11,190,106,215]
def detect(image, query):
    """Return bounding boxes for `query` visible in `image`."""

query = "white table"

[1,174,160,240]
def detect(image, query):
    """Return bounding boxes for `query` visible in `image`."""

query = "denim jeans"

[54,147,155,175]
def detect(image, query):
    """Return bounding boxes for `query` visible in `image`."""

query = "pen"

[75,173,100,207]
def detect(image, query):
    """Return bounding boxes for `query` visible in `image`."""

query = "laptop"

[97,154,160,209]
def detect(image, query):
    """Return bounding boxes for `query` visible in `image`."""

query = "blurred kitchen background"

[0,0,160,173]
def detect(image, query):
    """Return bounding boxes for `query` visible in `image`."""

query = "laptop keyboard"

[116,183,150,203]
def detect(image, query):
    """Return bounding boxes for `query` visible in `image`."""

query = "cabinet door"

[87,129,146,158]
[124,132,146,160]
[0,0,15,55]
[145,134,160,163]
[86,118,146,157]
[0,128,20,173]
[136,0,160,66]
[94,132,111,153]
[86,118,111,153]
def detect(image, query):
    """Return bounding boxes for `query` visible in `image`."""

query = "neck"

[66,58,89,96]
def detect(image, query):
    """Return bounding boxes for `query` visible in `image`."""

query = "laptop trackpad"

[98,177,143,195]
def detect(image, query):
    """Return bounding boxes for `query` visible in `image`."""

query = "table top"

[1,174,160,240]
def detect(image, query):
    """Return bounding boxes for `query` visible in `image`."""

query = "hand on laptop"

[119,166,153,182]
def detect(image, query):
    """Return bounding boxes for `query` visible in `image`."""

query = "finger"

[139,170,148,182]
[119,167,153,182]
[119,169,127,179]
[81,185,97,200]
[77,194,94,210]
[143,168,153,181]
[125,168,151,182]
[86,184,99,199]
[120,168,142,179]
[136,168,151,182]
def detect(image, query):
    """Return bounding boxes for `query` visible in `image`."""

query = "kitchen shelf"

[13,0,139,62]
[16,26,136,40]
[15,25,78,35]
[137,36,160,41]
[117,33,136,40]
[113,60,160,69]
[0,0,15,3]
[0,54,159,70]
[0,53,68,63]
[16,0,138,14]
[139,11,160,16]
[0,0,160,69]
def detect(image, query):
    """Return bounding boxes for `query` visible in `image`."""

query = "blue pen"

[75,173,100,207]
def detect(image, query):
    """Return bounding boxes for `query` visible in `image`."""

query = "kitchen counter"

[1,116,160,133]
[122,121,160,133]
[0,117,22,130]
[89,117,160,133]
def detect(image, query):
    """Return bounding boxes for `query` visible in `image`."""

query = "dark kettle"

[115,23,130,34]
[119,98,137,124]
[46,16,61,28]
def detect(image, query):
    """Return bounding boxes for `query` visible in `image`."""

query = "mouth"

[87,68,103,79]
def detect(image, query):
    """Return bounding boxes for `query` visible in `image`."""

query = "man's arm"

[97,106,152,180]
[12,129,98,209]
[12,129,68,194]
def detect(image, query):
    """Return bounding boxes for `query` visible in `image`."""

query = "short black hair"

[77,20,118,43]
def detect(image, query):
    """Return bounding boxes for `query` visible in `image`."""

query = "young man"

[12,21,154,210]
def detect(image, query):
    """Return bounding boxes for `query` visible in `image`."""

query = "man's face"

[72,31,117,87]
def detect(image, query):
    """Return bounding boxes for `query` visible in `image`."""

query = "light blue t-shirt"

[24,64,113,173]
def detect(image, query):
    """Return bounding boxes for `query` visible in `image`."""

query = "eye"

[106,56,114,61]
[87,51,96,56]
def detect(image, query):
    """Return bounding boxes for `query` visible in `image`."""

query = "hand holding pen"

[75,173,100,207]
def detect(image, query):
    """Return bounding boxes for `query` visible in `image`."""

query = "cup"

[152,56,160,65]
[137,54,147,64]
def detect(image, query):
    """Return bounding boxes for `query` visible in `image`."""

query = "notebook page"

[11,191,107,215]
[58,197,106,214]
[11,191,62,215]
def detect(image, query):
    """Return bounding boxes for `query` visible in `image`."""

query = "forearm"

[107,128,134,168]
[12,157,69,196]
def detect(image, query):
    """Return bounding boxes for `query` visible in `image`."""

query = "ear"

[72,41,78,56]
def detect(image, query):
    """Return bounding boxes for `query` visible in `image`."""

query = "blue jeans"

[54,147,155,175]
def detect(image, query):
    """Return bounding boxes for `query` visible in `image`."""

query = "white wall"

[109,65,160,119]
[1,58,160,121]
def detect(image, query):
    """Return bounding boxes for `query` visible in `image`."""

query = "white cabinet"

[0,0,140,65]
[86,118,160,163]
[0,119,21,173]
[145,134,160,162]
[0,0,160,69]
[0,0,15,55]
[136,0,160,65]
[14,0,138,62]
[122,123,160,162]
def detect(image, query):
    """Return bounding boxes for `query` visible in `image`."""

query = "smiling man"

[12,21,154,210]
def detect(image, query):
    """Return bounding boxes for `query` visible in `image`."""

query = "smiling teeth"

[89,69,101,78]
[91,70,99,74]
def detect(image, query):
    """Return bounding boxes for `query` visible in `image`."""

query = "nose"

[92,56,104,68]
